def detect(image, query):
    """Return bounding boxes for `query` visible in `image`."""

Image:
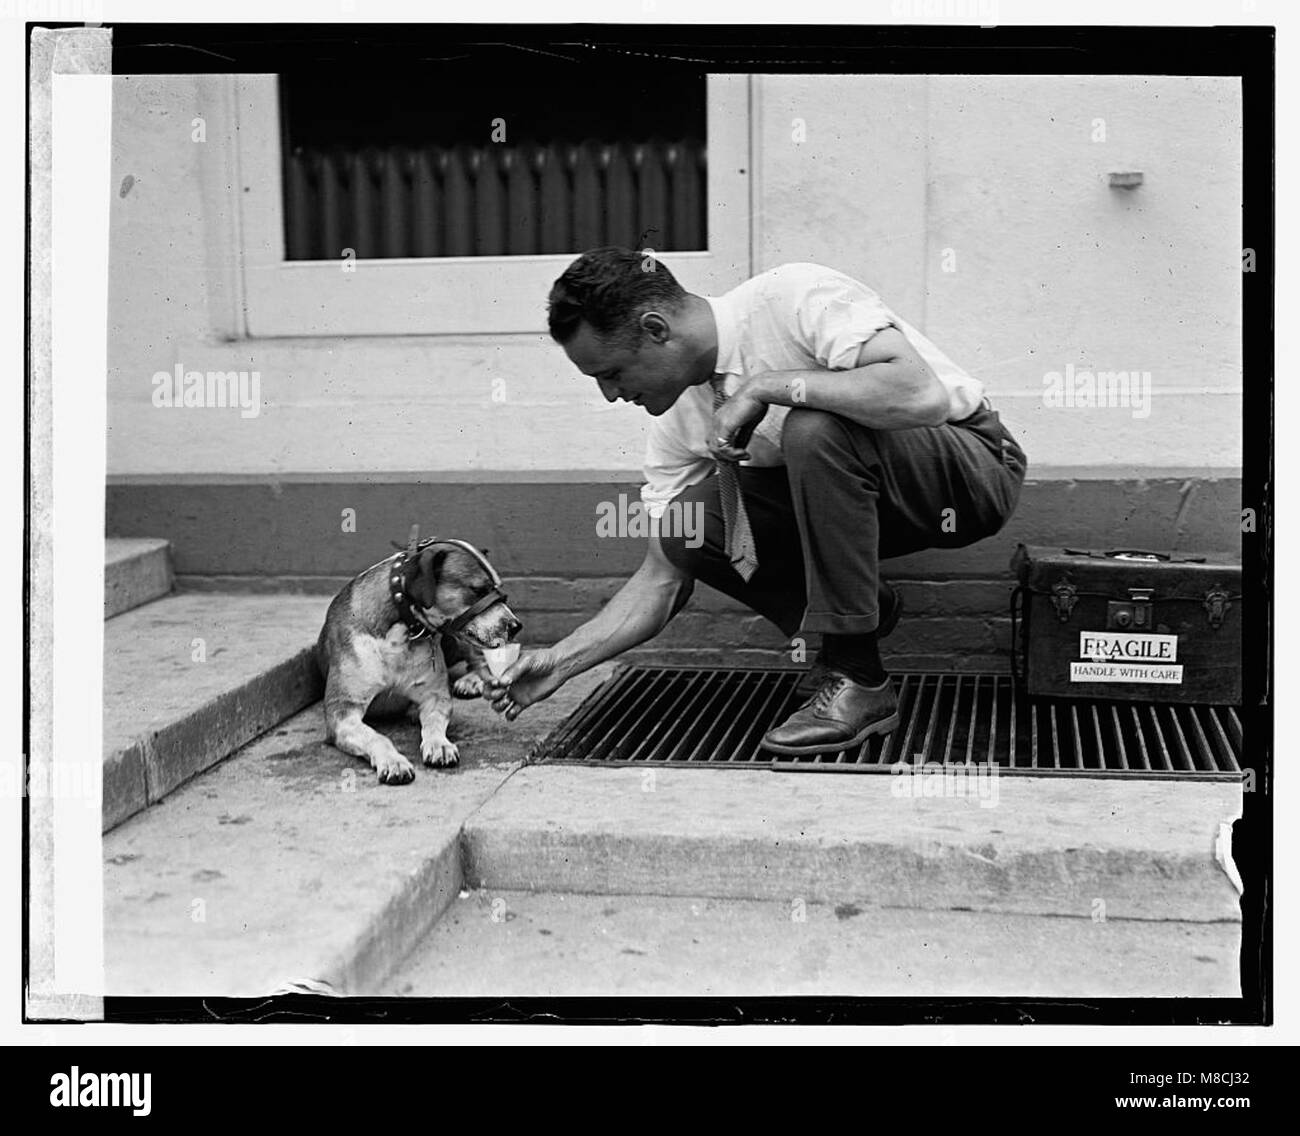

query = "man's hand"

[484,537,694,724]
[708,385,768,463]
[484,647,567,721]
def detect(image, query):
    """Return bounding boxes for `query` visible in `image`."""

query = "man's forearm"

[550,551,692,682]
[750,363,949,430]
[746,326,952,430]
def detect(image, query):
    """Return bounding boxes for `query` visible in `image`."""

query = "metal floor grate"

[531,666,1244,780]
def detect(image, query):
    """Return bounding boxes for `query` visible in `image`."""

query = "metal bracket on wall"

[1108,171,1144,188]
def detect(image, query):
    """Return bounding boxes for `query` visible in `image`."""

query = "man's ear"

[639,311,671,343]
[409,546,449,609]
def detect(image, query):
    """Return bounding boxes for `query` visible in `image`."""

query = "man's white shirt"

[640,263,985,518]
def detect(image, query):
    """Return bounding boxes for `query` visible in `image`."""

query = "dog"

[315,531,522,784]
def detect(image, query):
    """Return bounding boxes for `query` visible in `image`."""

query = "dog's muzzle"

[388,537,510,644]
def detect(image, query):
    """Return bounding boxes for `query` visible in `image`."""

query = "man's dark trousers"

[658,404,1028,641]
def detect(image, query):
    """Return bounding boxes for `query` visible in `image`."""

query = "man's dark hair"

[547,246,687,348]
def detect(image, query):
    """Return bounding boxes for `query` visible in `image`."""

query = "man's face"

[561,318,703,416]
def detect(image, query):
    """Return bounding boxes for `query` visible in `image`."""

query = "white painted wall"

[107,73,1242,476]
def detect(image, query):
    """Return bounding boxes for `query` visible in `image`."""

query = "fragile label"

[1078,631,1178,662]
[1070,661,1184,684]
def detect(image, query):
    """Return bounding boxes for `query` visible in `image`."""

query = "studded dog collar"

[387,532,507,643]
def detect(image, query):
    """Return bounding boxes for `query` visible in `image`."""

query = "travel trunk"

[1010,545,1242,705]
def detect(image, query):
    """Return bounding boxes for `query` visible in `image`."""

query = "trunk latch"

[1050,581,1078,622]
[1204,588,1231,629]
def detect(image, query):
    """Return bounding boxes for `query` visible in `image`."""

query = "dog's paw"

[453,672,485,699]
[376,755,416,785]
[421,738,460,768]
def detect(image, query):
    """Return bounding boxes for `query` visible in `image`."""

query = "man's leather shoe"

[794,583,903,699]
[763,671,900,755]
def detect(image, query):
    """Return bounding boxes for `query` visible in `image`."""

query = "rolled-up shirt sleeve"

[795,275,899,371]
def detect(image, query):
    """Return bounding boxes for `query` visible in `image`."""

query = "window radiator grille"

[282,139,707,260]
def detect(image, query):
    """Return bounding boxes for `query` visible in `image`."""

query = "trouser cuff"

[801,608,880,635]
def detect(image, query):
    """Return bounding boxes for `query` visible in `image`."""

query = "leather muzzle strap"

[388,537,507,642]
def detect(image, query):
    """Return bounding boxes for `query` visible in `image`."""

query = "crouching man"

[487,247,1026,754]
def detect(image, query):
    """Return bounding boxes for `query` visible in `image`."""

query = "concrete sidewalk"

[383,890,1241,998]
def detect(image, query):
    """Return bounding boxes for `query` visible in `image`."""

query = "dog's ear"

[408,546,449,609]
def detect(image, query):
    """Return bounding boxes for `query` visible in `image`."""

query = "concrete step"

[381,890,1241,998]
[102,593,332,832]
[103,666,614,997]
[461,766,1244,923]
[105,538,173,618]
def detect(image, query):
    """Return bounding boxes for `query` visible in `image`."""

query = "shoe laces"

[811,672,851,712]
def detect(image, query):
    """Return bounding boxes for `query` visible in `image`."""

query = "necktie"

[711,378,759,582]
